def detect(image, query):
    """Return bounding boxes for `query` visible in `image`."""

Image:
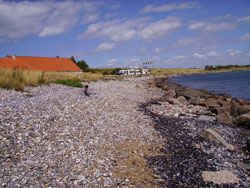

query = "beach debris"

[84,84,89,96]
[201,128,235,151]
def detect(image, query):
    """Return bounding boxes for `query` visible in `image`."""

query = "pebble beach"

[0,76,249,187]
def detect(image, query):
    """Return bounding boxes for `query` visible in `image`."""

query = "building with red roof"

[0,55,82,72]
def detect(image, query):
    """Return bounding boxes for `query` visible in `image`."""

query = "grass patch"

[0,68,120,90]
[150,68,206,76]
[52,79,83,87]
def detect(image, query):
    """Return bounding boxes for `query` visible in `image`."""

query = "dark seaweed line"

[139,99,245,188]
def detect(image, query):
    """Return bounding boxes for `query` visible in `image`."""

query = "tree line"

[70,56,89,72]
[204,64,250,70]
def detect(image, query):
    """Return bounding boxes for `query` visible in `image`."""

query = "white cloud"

[227,49,241,56]
[155,48,163,54]
[240,33,250,42]
[214,14,232,20]
[174,55,187,60]
[82,13,99,24]
[207,51,220,56]
[80,16,181,42]
[95,43,117,52]
[130,58,140,63]
[0,0,101,39]
[237,15,250,22]
[79,17,149,42]
[194,51,220,59]
[194,53,206,59]
[201,45,219,50]
[176,37,199,46]
[189,21,235,32]
[107,59,118,67]
[139,17,181,41]
[141,2,197,13]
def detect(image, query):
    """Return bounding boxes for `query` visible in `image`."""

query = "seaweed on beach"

[140,100,248,187]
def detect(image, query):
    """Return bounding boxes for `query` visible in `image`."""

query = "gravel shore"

[0,77,163,187]
[1,76,249,187]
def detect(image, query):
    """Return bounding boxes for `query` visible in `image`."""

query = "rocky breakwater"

[154,77,250,127]
[141,76,250,187]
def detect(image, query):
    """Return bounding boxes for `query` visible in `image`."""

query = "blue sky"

[0,0,250,68]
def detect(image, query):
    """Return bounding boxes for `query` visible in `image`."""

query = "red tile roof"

[0,56,82,72]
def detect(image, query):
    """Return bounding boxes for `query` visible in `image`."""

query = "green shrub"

[102,71,109,75]
[53,79,83,87]
[110,68,121,75]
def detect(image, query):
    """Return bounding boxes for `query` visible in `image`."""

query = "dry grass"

[151,67,250,76]
[150,68,206,76]
[103,140,166,187]
[0,68,114,91]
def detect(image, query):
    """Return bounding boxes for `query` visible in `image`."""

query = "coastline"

[0,75,249,187]
[140,76,250,187]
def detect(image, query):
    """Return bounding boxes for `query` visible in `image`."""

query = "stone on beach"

[234,112,250,127]
[202,170,240,184]
[238,105,250,115]
[216,111,233,124]
[201,128,235,151]
[198,115,216,121]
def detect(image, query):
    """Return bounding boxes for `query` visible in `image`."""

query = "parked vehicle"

[118,68,150,75]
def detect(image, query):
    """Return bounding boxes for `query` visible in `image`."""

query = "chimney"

[12,55,16,60]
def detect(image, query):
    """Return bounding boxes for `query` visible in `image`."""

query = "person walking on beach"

[84,85,89,96]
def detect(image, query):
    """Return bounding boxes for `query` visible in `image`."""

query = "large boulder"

[211,106,231,115]
[188,97,200,105]
[177,96,189,105]
[238,105,250,115]
[201,129,235,151]
[202,170,240,184]
[230,101,240,118]
[216,112,233,124]
[182,89,203,100]
[217,99,230,107]
[233,112,250,127]
[236,98,250,105]
[164,90,176,98]
[165,97,179,105]
[205,98,221,109]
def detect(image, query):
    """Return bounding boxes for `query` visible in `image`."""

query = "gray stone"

[198,115,216,121]
[164,90,176,98]
[211,106,231,115]
[165,97,179,105]
[183,89,202,99]
[202,170,240,184]
[205,98,221,109]
[238,105,250,115]
[201,129,235,151]
[216,112,233,124]
[234,112,250,127]
[230,101,240,117]
[188,97,200,105]
[236,98,250,105]
[177,96,188,105]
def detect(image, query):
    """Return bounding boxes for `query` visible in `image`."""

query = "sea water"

[169,70,250,101]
